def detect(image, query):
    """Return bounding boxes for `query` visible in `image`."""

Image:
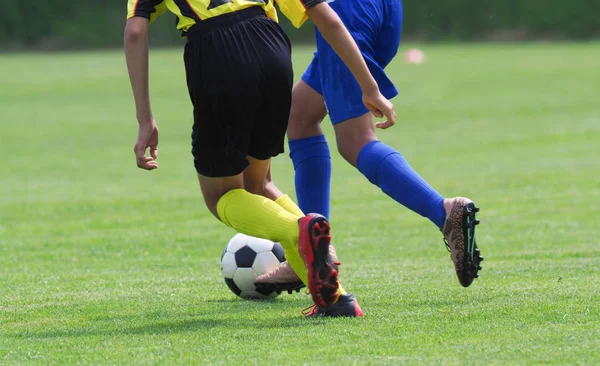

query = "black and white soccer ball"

[221,233,286,299]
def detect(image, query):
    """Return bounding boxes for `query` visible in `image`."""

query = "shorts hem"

[194,162,248,178]
[301,73,322,96]
[248,150,284,161]
[329,87,398,125]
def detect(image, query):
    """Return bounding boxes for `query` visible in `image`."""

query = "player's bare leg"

[243,157,284,202]
[333,112,378,166]
[286,80,328,141]
[197,174,245,219]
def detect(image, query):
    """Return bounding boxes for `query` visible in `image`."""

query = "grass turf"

[1,42,599,364]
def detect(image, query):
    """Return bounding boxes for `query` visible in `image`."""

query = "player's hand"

[134,119,159,170]
[362,92,396,129]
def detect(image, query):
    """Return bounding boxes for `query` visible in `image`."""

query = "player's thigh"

[313,40,369,125]
[247,18,294,163]
[185,16,266,178]
[287,79,328,140]
[186,70,259,179]
[315,49,398,124]
[248,92,289,164]
[314,1,398,125]
[189,92,259,178]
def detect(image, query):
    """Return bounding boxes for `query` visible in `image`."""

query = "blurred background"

[1,0,598,50]
[1,1,599,363]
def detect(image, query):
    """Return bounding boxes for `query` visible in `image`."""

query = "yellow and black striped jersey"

[126,0,324,31]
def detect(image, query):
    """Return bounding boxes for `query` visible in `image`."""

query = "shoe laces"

[301,303,318,316]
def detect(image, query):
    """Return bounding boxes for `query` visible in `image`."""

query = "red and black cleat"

[298,214,339,308]
[303,293,363,317]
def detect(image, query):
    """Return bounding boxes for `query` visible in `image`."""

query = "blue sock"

[288,135,332,220]
[357,141,446,229]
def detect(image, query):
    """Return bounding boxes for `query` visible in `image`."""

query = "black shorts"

[184,7,293,177]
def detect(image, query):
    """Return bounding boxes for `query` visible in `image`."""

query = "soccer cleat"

[254,245,340,295]
[254,261,305,294]
[298,214,339,307]
[442,197,483,287]
[303,293,363,317]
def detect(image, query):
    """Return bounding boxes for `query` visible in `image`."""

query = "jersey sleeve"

[127,0,168,24]
[275,0,325,28]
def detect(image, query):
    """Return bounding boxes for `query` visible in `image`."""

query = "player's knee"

[244,179,266,197]
[287,82,327,140]
[287,109,323,140]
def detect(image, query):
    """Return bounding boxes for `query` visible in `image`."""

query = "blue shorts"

[301,0,403,124]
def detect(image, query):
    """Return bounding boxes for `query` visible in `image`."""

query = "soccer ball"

[220,233,286,299]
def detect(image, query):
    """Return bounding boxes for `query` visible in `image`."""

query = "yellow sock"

[217,189,299,243]
[274,194,304,216]
[274,194,347,298]
[272,194,308,285]
[217,189,309,286]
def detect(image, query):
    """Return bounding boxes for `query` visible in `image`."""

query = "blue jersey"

[302,0,403,124]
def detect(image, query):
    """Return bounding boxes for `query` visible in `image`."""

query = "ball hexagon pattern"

[220,233,287,299]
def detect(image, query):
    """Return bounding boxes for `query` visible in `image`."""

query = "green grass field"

[1,43,599,365]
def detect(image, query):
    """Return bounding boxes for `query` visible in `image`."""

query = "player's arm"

[125,17,152,125]
[124,17,159,170]
[306,3,396,128]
